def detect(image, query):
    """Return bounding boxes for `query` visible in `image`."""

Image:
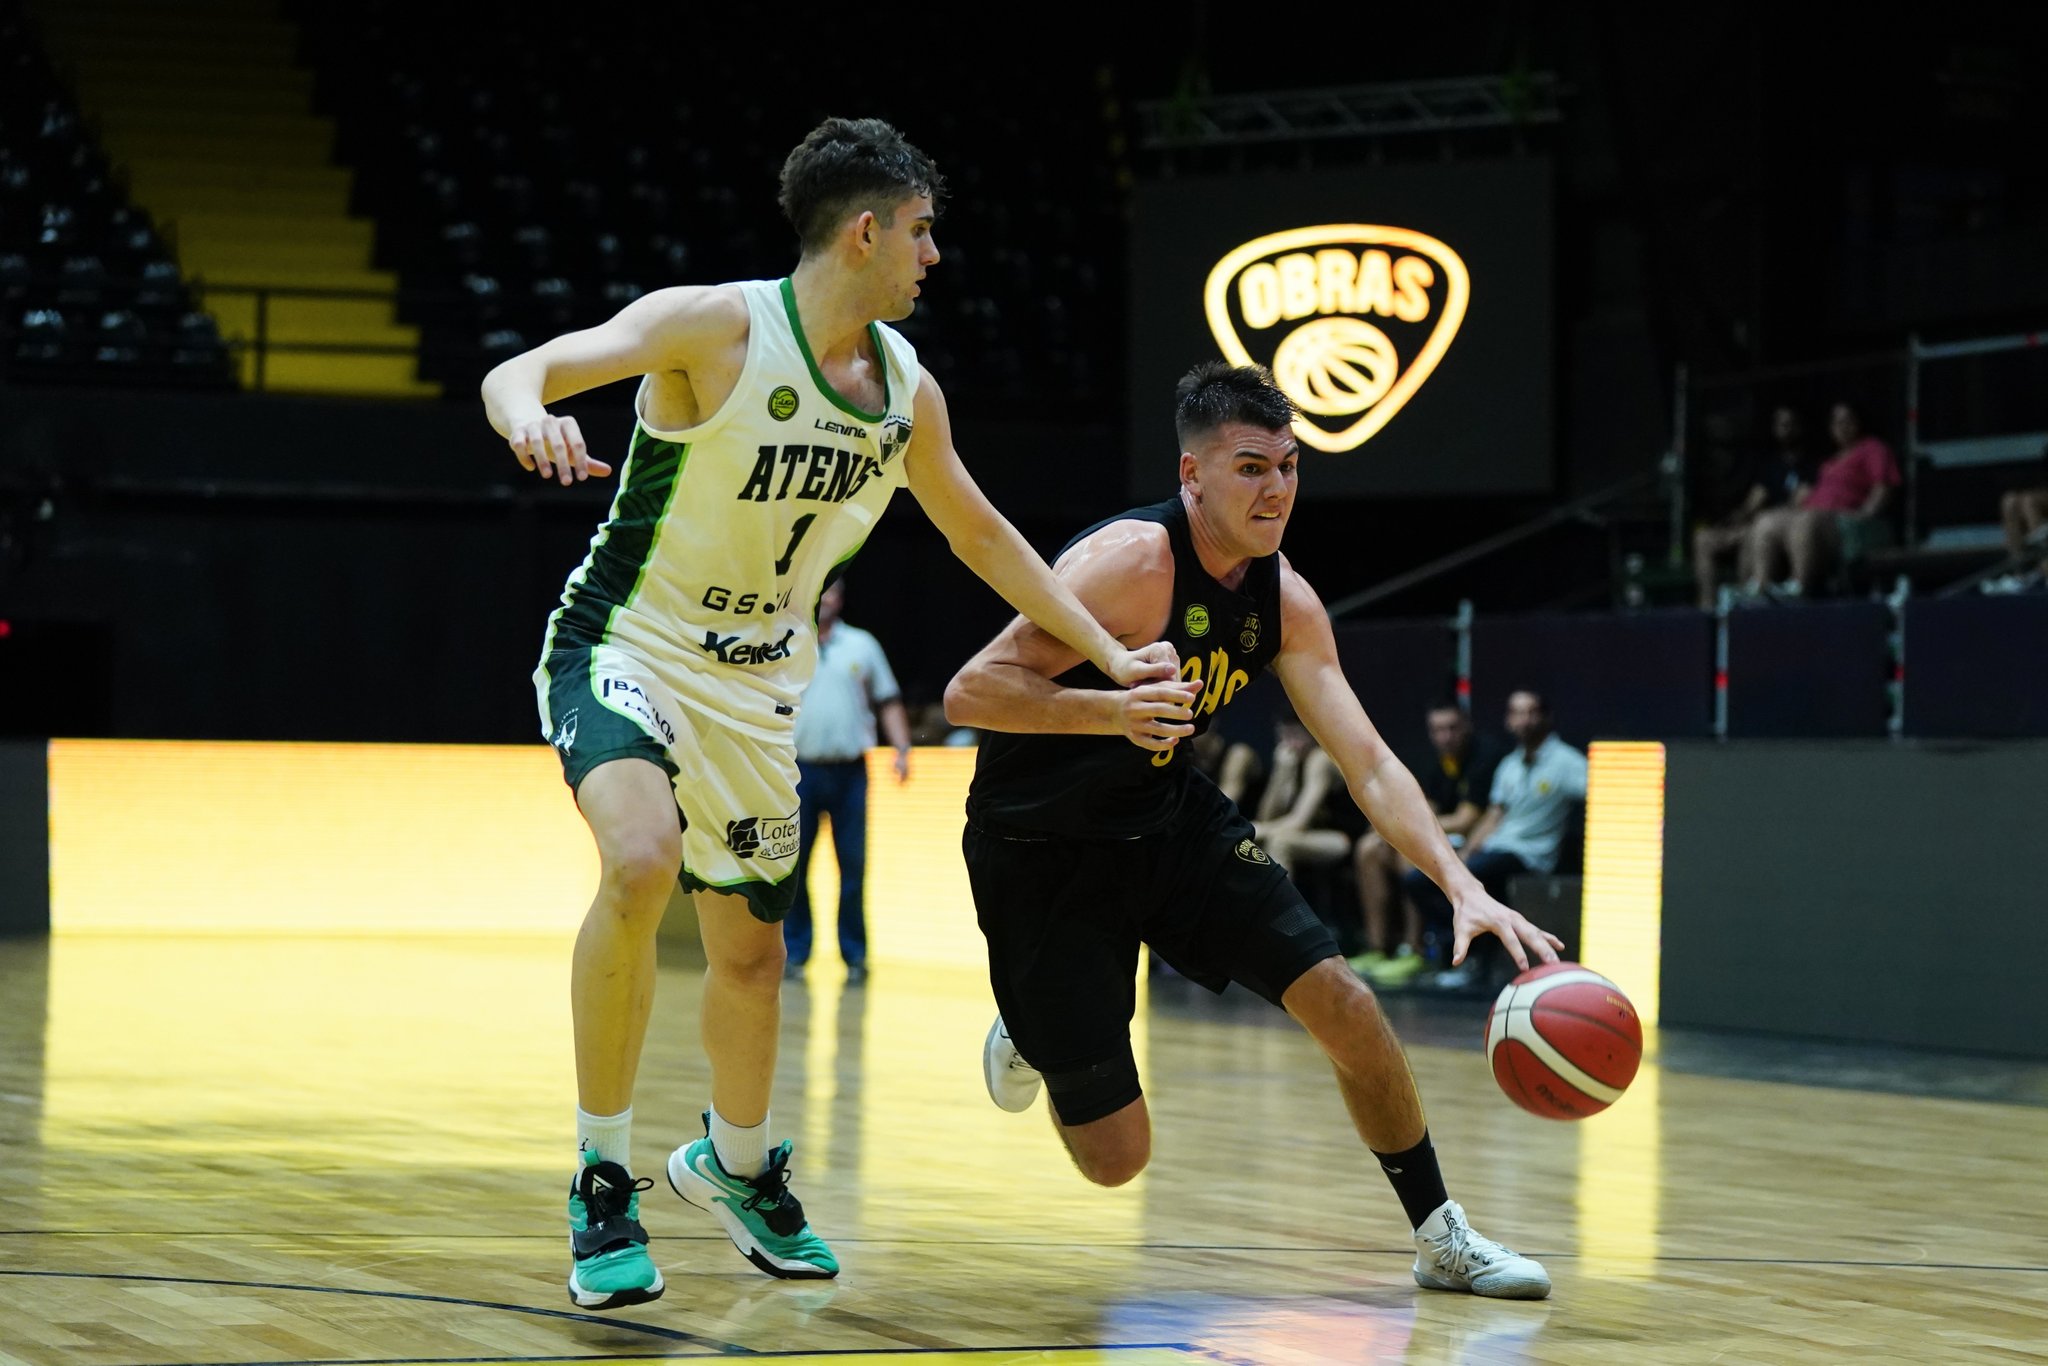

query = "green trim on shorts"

[680,867,799,925]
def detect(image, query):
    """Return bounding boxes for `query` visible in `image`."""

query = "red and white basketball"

[1485,962,1642,1120]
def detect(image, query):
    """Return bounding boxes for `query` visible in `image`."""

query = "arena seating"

[0,1,232,388]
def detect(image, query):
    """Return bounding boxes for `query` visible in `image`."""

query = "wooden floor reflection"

[2,935,2045,1365]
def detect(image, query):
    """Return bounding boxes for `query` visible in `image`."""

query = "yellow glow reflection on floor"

[39,936,573,1169]
[1574,1058,1662,1279]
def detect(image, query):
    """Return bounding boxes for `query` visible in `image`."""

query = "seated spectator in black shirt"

[1250,706,1360,889]
[1694,404,1811,609]
[1349,701,1506,988]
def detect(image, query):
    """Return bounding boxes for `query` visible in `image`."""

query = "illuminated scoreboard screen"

[1127,158,1554,498]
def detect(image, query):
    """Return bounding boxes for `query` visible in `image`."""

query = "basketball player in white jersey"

[481,117,1175,1309]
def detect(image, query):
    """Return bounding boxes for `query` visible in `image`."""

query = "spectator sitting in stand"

[1350,699,1508,989]
[1189,727,1262,807]
[1694,404,1812,609]
[1982,441,2048,595]
[1251,705,1363,910]
[1743,401,1900,601]
[1406,690,1586,992]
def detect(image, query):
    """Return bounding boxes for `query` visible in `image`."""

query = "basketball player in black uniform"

[947,362,1560,1299]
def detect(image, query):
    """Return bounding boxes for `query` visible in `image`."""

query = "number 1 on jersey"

[775,514,816,576]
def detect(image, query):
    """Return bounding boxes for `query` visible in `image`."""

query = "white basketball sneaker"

[982,1015,1043,1113]
[1412,1201,1552,1299]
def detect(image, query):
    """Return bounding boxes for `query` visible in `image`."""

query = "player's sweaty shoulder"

[1055,519,1175,641]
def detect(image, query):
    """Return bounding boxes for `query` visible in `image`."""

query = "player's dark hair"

[1427,698,1466,716]
[778,118,946,257]
[1174,360,1297,447]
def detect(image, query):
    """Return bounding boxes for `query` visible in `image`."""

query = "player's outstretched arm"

[905,370,1178,689]
[480,285,744,485]
[943,521,1198,749]
[1271,563,1562,971]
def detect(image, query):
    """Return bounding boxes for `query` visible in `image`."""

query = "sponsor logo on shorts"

[1184,604,1211,637]
[598,677,677,745]
[1234,837,1271,865]
[768,386,799,421]
[1239,612,1262,652]
[700,628,798,667]
[726,813,800,861]
[551,709,579,755]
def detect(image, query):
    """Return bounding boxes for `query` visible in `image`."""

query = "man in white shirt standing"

[1404,689,1587,990]
[785,579,910,985]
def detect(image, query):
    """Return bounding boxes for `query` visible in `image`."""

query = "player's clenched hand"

[1104,641,1180,686]
[508,413,613,486]
[1120,678,1202,752]
[1449,888,1565,973]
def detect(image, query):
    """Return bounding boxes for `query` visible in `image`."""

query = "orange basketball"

[1484,961,1642,1120]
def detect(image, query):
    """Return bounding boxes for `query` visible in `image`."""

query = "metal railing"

[1325,469,1662,621]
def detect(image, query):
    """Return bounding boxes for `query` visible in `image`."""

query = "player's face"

[874,193,939,321]
[1192,422,1298,557]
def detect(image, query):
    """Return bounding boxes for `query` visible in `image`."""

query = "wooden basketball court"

[3,932,2044,1365]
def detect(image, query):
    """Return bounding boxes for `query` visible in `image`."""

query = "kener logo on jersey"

[1204,225,1470,453]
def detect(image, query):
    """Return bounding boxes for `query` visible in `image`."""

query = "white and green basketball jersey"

[541,278,919,741]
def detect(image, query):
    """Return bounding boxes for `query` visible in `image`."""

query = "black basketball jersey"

[967,495,1283,838]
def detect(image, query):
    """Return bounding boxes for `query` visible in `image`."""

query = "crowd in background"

[1692,399,2048,606]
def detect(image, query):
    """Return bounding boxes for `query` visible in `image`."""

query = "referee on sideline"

[784,579,912,985]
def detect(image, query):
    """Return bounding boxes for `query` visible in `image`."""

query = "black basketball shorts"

[963,776,1341,1126]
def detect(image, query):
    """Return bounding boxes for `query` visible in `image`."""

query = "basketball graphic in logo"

[1205,225,1470,453]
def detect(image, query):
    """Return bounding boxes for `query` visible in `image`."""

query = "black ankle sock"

[1372,1129,1450,1230]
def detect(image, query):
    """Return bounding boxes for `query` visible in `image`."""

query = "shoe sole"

[567,1266,665,1310]
[983,1017,1042,1113]
[666,1147,837,1281]
[1413,1262,1552,1300]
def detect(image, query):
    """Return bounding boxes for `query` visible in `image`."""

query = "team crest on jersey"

[879,415,913,465]
[1185,604,1211,637]
[1239,613,1262,651]
[1234,838,1271,865]
[768,386,799,421]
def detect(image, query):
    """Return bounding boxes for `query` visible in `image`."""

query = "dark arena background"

[3,2,2046,1363]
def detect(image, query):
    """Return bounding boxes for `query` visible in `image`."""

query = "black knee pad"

[1043,1041,1142,1127]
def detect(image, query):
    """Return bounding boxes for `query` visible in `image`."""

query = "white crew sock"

[576,1105,633,1172]
[710,1107,770,1178]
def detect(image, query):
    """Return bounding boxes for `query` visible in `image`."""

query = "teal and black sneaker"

[666,1114,839,1279]
[567,1151,663,1310]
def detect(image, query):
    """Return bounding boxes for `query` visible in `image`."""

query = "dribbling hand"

[508,413,613,486]
[1121,678,1202,752]
[1450,888,1565,973]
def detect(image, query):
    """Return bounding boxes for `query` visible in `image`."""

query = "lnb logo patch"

[1204,225,1469,453]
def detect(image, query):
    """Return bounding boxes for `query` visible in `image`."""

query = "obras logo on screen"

[1204,225,1469,453]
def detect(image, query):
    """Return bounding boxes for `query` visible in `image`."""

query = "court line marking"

[0,1270,736,1349]
[91,1346,1200,1366]
[6,1234,2047,1275]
